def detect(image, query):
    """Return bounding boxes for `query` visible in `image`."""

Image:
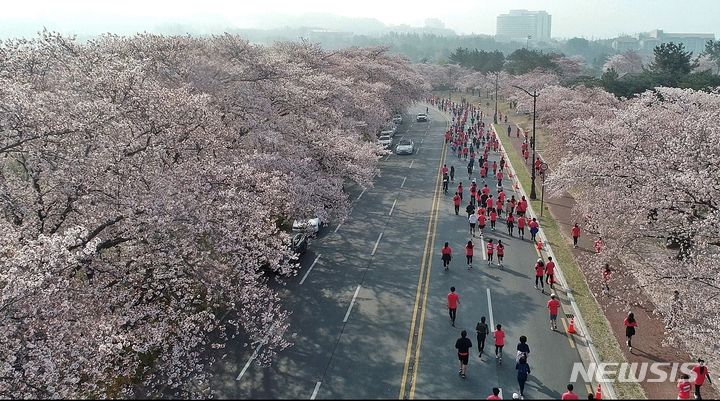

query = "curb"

[492,124,618,400]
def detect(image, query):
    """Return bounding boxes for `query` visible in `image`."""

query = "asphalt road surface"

[210,103,593,399]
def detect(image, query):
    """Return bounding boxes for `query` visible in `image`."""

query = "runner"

[496,170,504,187]
[485,194,494,214]
[516,355,530,399]
[545,256,556,289]
[453,193,461,215]
[495,197,504,218]
[571,223,581,248]
[467,160,474,180]
[547,293,561,331]
[478,212,487,235]
[476,316,489,357]
[465,240,474,269]
[466,202,476,220]
[516,335,530,362]
[486,388,502,400]
[494,324,505,362]
[441,164,449,177]
[602,263,612,295]
[506,213,515,236]
[486,239,495,266]
[457,182,464,201]
[534,259,545,292]
[469,181,477,206]
[529,218,539,242]
[455,330,473,379]
[561,384,579,400]
[518,215,526,240]
[441,242,453,271]
[496,240,505,267]
[489,208,498,231]
[468,214,478,238]
[516,196,527,217]
[624,312,638,353]
[492,161,497,176]
[594,236,604,253]
[691,358,712,400]
[505,197,515,216]
[442,173,449,194]
[450,165,455,183]
[447,286,459,326]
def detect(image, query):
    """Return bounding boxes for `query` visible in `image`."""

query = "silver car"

[395,139,414,155]
[416,113,428,122]
[378,134,393,148]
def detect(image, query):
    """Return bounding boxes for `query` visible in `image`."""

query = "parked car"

[395,139,415,155]
[416,113,428,122]
[392,114,403,124]
[289,233,308,256]
[378,134,393,148]
[292,217,322,235]
[380,129,395,139]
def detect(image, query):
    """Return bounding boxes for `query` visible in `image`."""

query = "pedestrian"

[457,182,464,201]
[506,213,515,236]
[453,193,461,215]
[594,236,604,253]
[442,173,449,194]
[602,263,612,295]
[489,208,498,231]
[476,316,489,357]
[523,149,529,163]
[447,286,459,326]
[467,160,474,179]
[547,293,561,331]
[561,384,579,400]
[441,164,449,177]
[495,197,504,218]
[507,124,512,136]
[477,212,487,234]
[624,311,638,353]
[487,388,502,400]
[516,196,527,217]
[691,358,712,400]
[496,170,504,187]
[545,256,556,289]
[529,218,539,242]
[496,240,505,267]
[441,242,453,271]
[518,215,526,239]
[534,259,545,292]
[516,335,530,361]
[505,199,514,217]
[516,355,530,399]
[468,214,478,238]
[486,239,494,266]
[492,161,497,175]
[450,165,455,183]
[469,182,477,206]
[494,324,505,362]
[485,194,494,213]
[571,223,581,248]
[465,240,474,269]
[455,329,472,379]
[677,374,692,400]
[466,202,476,219]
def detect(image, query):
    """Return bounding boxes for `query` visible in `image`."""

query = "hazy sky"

[3,0,719,39]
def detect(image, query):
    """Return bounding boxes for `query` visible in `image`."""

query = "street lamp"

[493,72,498,124]
[540,162,548,217]
[511,84,539,200]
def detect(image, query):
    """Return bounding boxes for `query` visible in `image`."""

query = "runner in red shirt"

[492,161,497,175]
[545,256,556,289]
[498,190,506,204]
[457,182,464,201]
[478,213,487,233]
[447,286,459,326]
[602,263,612,294]
[453,193,461,215]
[481,184,490,196]
[441,242,453,271]
[624,312,638,353]
[441,164,449,176]
[465,240,474,269]
[594,236,604,253]
[523,149,529,163]
[495,198,504,218]
[496,170,504,187]
[691,358,712,399]
[485,195,494,212]
[529,218,539,242]
[486,388,502,400]
[561,384,579,400]
[517,215,527,240]
[571,223,581,248]
[534,158,542,172]
[506,213,515,236]
[534,259,545,292]
[493,324,505,362]
[677,374,692,400]
[547,293,561,331]
[489,209,498,231]
[496,240,505,267]
[486,239,495,266]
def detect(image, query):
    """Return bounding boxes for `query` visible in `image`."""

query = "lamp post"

[540,162,548,217]
[511,85,539,200]
[493,72,498,124]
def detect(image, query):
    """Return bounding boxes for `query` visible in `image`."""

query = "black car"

[290,233,308,256]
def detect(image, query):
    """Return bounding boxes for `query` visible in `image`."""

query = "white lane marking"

[371,232,383,256]
[420,138,424,144]
[384,153,392,161]
[310,381,322,400]
[416,147,422,155]
[481,236,487,260]
[499,388,503,399]
[389,199,397,216]
[401,176,407,188]
[356,189,366,201]
[487,289,495,331]
[236,343,263,381]
[343,285,362,323]
[299,254,322,285]
[334,223,343,233]
[409,160,414,169]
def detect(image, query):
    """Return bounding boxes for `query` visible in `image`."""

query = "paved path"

[210,103,594,399]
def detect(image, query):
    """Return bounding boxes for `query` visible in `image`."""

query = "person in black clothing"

[476,316,489,358]
[449,165,455,183]
[466,202,476,219]
[442,173,449,194]
[516,335,530,362]
[516,355,530,398]
[455,330,473,379]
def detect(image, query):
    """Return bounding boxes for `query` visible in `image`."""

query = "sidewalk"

[496,107,718,400]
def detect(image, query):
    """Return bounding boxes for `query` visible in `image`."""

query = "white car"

[416,113,428,122]
[395,139,414,155]
[292,217,321,234]
[378,134,392,148]
[380,129,395,139]
[392,114,403,124]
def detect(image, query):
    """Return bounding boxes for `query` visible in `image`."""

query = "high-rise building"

[496,10,552,43]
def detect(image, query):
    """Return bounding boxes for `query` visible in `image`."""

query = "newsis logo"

[570,362,697,383]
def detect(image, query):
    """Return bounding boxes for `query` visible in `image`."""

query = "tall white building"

[496,10,552,43]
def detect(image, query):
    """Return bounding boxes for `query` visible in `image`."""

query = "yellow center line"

[398,110,448,400]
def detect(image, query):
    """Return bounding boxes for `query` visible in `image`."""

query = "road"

[210,103,593,399]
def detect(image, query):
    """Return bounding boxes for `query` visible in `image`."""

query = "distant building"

[613,29,715,54]
[496,10,551,43]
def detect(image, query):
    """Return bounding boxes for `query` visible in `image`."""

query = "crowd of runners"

[428,97,714,400]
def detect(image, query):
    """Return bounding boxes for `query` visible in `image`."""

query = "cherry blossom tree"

[0,31,427,398]
[545,86,720,370]
[553,55,586,80]
[602,50,645,76]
